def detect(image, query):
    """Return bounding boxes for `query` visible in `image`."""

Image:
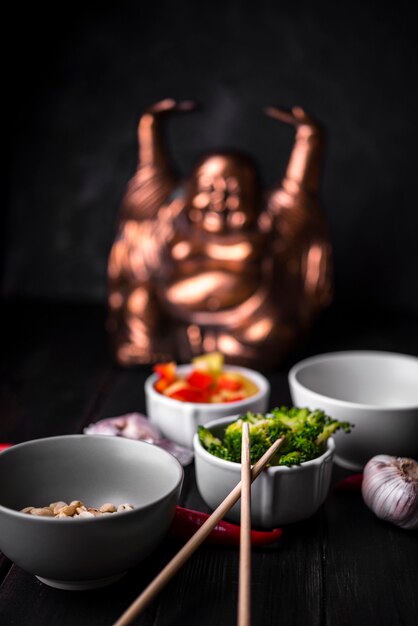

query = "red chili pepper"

[332,473,363,492]
[169,506,282,546]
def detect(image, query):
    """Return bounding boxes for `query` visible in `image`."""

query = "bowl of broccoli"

[194,407,351,527]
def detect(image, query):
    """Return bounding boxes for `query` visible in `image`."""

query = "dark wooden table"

[1,299,417,626]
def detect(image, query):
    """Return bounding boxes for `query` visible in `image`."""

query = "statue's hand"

[147,99,198,114]
[264,105,318,130]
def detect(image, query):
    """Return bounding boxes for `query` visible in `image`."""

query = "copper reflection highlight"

[205,242,253,262]
[107,101,333,368]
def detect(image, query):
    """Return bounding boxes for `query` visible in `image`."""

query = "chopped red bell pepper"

[224,394,246,403]
[153,362,176,383]
[217,374,243,391]
[186,369,214,390]
[154,378,170,392]
[152,355,258,404]
[168,387,210,403]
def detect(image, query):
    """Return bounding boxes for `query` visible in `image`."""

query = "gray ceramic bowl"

[193,415,335,528]
[0,435,183,590]
[288,351,418,470]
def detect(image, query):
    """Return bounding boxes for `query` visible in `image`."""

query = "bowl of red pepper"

[145,353,270,447]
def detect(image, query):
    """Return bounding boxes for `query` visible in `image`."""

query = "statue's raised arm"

[264,106,332,326]
[107,100,196,364]
[264,105,324,197]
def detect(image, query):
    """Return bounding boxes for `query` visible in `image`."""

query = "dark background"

[4,0,418,321]
[1,7,418,623]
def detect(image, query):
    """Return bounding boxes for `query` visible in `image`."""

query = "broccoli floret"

[275,451,305,466]
[248,424,274,463]
[199,407,353,467]
[223,419,245,461]
[198,426,233,461]
[316,419,352,446]
[223,416,283,463]
[262,416,290,442]
[273,431,320,465]
[271,406,311,429]
[270,406,323,433]
[271,407,350,440]
[241,412,266,425]
[269,407,352,466]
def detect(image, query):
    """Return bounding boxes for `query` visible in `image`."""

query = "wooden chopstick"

[112,433,285,626]
[237,421,251,626]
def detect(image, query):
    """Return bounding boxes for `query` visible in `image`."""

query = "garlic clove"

[361,454,418,530]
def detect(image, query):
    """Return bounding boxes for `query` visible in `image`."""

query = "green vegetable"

[197,426,233,461]
[198,407,352,467]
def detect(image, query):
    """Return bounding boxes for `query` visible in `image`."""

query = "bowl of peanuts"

[0,434,183,589]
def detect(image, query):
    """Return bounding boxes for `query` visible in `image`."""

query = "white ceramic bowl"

[0,435,183,590]
[193,415,335,528]
[288,350,418,471]
[145,365,270,447]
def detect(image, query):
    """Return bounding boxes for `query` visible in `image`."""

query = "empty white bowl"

[145,365,270,448]
[193,415,335,528]
[0,435,183,589]
[288,350,418,470]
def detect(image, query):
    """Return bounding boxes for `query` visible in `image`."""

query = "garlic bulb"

[361,454,418,530]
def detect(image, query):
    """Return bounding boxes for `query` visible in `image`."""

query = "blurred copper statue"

[107,99,333,369]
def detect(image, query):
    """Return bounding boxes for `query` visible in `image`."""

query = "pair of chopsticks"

[113,430,284,626]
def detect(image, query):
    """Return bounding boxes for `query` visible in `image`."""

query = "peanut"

[100,503,117,513]
[21,500,134,518]
[76,510,95,518]
[30,507,54,517]
[117,503,135,512]
[50,501,67,513]
[56,504,78,516]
